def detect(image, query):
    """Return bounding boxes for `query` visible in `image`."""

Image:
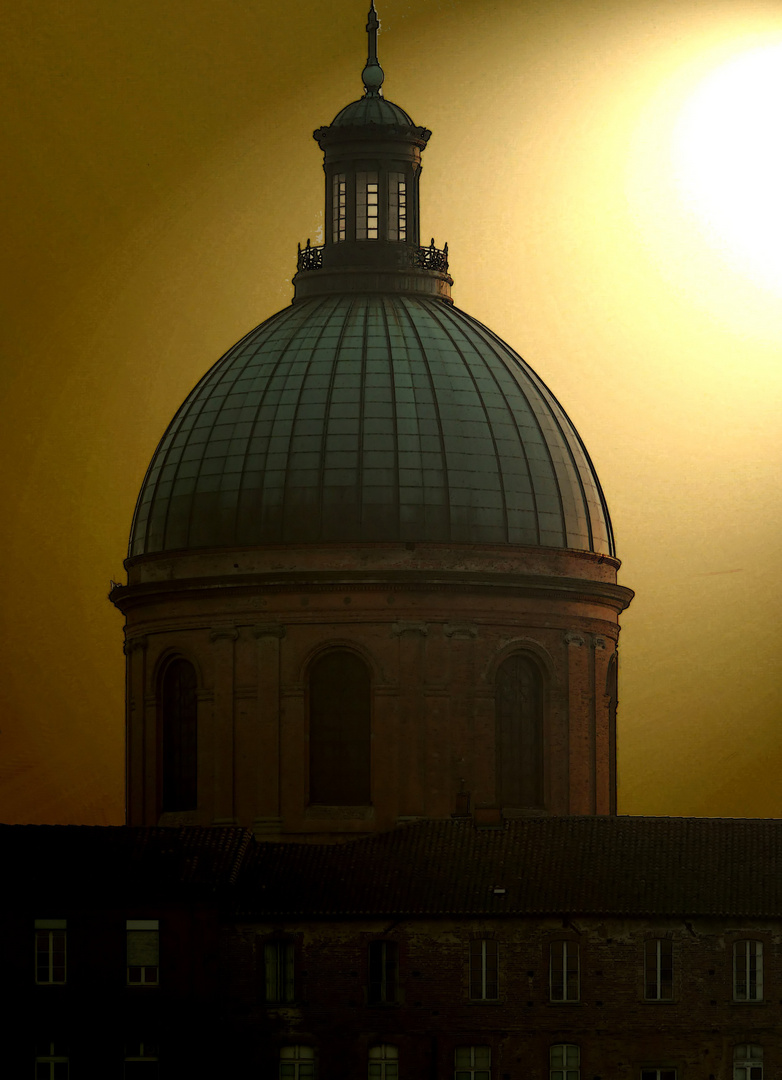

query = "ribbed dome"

[130,295,614,558]
[330,96,414,127]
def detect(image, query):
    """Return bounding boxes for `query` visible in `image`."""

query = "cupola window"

[160,658,198,812]
[496,654,544,809]
[332,173,347,242]
[356,172,379,239]
[388,173,407,241]
[309,650,371,804]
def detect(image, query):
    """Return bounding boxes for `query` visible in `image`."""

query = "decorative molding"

[593,636,607,650]
[391,621,428,637]
[252,624,286,640]
[564,631,586,647]
[209,626,239,643]
[123,634,147,655]
[252,816,283,837]
[444,622,478,639]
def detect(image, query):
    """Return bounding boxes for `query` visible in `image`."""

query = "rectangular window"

[641,1071,676,1080]
[369,1045,398,1080]
[280,1046,315,1079]
[644,938,673,1000]
[469,939,498,1000]
[455,1046,491,1080]
[388,172,407,241]
[734,940,763,1001]
[356,172,379,240]
[35,919,66,984]
[332,173,346,242]
[368,940,398,1004]
[126,920,159,985]
[550,1044,580,1080]
[549,941,579,1002]
[734,1044,763,1080]
[265,939,295,1003]
[35,1041,68,1080]
[124,1040,160,1079]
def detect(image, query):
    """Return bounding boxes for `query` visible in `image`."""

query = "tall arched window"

[496,654,544,809]
[309,651,371,805]
[160,658,198,811]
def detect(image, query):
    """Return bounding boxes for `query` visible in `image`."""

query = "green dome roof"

[330,95,414,128]
[130,295,614,557]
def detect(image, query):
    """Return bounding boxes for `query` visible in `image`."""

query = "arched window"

[160,658,198,811]
[309,650,371,805]
[496,654,543,808]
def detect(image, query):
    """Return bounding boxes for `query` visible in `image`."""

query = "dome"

[330,96,415,128]
[129,294,614,558]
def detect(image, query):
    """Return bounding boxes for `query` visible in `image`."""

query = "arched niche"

[159,657,198,812]
[308,650,371,805]
[495,653,544,810]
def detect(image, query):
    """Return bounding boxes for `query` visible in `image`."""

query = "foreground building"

[10,5,779,1078]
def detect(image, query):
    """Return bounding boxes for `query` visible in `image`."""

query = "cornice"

[112,570,634,615]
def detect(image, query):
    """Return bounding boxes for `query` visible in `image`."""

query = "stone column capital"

[564,631,585,647]
[209,626,239,643]
[252,624,286,640]
[392,621,428,637]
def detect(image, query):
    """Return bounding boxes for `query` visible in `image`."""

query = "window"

[160,658,197,811]
[550,941,579,1002]
[496,654,544,808]
[125,1041,159,1079]
[35,919,66,984]
[368,940,398,1004]
[356,172,379,240]
[734,940,763,1001]
[35,1041,68,1080]
[127,920,159,985]
[455,1046,491,1080]
[644,938,673,1000]
[264,939,295,1003]
[309,650,371,805]
[734,1045,763,1080]
[469,938,498,1000]
[641,1072,676,1080]
[280,1046,315,1079]
[332,173,346,242]
[388,173,406,241]
[369,1045,398,1079]
[550,1045,580,1080]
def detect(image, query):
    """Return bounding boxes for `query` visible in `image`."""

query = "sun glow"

[672,42,782,294]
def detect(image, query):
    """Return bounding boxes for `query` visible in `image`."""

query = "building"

[10,5,782,1078]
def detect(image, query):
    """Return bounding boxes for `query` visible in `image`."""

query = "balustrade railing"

[296,238,448,273]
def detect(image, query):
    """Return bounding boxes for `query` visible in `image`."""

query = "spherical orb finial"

[362,61,385,95]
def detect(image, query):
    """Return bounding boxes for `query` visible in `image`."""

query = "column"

[392,621,427,820]
[124,634,147,825]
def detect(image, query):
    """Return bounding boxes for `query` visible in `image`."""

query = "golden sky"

[2,0,782,824]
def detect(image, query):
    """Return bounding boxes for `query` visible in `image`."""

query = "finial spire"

[362,0,385,97]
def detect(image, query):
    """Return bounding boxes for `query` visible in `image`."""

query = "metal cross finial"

[362,0,385,97]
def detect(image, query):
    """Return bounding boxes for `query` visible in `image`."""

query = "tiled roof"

[239,816,782,918]
[1,824,253,901]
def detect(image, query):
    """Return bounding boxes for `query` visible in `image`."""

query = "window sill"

[467,998,505,1005]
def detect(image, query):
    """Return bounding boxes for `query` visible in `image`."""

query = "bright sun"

[672,41,782,294]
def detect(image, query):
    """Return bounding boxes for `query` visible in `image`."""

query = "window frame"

[734,1043,763,1080]
[454,1045,491,1080]
[280,1045,315,1079]
[263,937,296,1004]
[549,939,580,1002]
[733,939,763,1002]
[124,1040,160,1078]
[34,919,67,985]
[369,1044,399,1080]
[34,1041,69,1080]
[126,919,160,986]
[643,937,674,1001]
[550,1044,580,1080]
[469,937,499,1001]
[368,939,399,1005]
